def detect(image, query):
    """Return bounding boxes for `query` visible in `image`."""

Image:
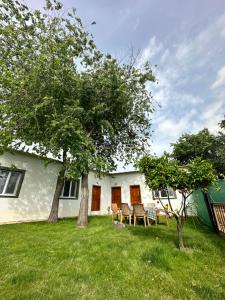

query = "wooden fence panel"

[212,203,225,234]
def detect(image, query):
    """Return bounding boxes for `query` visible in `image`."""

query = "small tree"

[138,154,216,249]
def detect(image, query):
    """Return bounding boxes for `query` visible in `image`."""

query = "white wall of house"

[0,151,61,223]
[58,172,111,218]
[108,172,183,211]
[0,151,184,224]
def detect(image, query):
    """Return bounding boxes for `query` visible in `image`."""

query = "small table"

[145,207,157,224]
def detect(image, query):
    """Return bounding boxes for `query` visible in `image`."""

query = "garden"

[0,217,225,300]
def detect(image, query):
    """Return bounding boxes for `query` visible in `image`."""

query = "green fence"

[192,180,225,229]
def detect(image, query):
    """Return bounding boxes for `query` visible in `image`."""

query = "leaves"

[0,0,155,179]
[137,154,217,194]
[171,128,225,176]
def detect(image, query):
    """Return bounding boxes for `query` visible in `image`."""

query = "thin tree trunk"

[48,168,65,223]
[176,216,185,249]
[77,173,89,227]
[48,150,66,223]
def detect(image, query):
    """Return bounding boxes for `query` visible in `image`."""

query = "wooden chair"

[120,203,132,226]
[111,203,121,223]
[133,204,149,227]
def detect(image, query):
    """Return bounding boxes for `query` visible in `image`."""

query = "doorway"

[111,187,122,209]
[130,185,141,205]
[91,185,101,211]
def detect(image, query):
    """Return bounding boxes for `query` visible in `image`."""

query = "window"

[0,168,25,197]
[153,187,176,199]
[61,180,79,199]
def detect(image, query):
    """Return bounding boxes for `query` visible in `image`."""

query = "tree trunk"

[77,173,89,227]
[48,168,65,223]
[176,216,185,249]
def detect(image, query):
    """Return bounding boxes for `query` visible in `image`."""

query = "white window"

[61,180,79,199]
[0,168,24,197]
[153,187,176,199]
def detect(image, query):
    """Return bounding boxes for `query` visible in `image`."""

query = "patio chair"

[111,203,121,223]
[133,204,149,228]
[120,203,132,226]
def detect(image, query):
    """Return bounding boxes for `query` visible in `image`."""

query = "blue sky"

[27,0,225,169]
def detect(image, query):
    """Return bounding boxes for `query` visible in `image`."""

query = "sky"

[27,0,225,170]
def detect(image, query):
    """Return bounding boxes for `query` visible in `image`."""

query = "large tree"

[219,116,225,130]
[171,128,225,177]
[76,58,155,227]
[0,0,155,226]
[137,154,216,249]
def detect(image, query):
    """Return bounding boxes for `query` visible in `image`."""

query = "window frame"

[60,179,80,200]
[0,167,25,198]
[152,187,176,200]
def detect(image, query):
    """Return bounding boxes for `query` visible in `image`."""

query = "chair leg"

[144,217,146,228]
[120,214,123,223]
[129,215,131,226]
[134,216,136,227]
[147,217,150,226]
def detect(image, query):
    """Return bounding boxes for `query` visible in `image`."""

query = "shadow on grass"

[129,222,179,248]
[191,284,225,299]
[129,217,225,255]
[142,245,172,271]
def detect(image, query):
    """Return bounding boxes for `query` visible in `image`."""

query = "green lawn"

[0,217,225,300]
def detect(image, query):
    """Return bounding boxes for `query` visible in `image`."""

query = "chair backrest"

[121,203,131,215]
[133,204,145,217]
[146,203,156,208]
[111,203,119,214]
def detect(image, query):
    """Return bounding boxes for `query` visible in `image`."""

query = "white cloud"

[137,13,225,155]
[157,109,197,138]
[151,141,172,156]
[200,96,225,134]
[158,118,188,137]
[132,17,140,32]
[211,66,225,89]
[137,36,163,68]
[221,28,225,37]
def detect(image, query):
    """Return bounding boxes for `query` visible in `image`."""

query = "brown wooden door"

[111,187,121,209]
[130,185,141,205]
[91,185,101,211]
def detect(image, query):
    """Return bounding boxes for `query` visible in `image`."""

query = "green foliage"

[171,128,225,176]
[137,154,217,194]
[138,154,217,248]
[219,116,225,130]
[187,158,217,191]
[137,153,179,190]
[0,0,155,178]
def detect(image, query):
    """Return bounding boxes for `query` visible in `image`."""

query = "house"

[0,150,183,224]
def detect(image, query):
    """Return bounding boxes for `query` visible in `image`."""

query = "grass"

[0,216,225,300]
